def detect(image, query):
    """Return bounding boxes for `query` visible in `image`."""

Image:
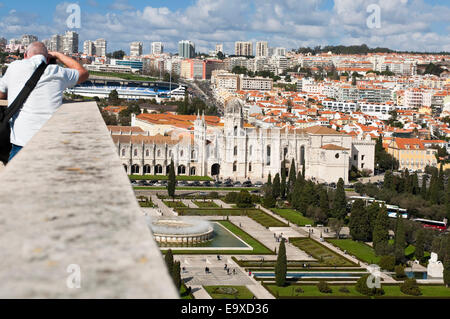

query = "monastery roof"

[321,144,350,151]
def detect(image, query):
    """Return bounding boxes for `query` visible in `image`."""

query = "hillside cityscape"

[1,4,449,303]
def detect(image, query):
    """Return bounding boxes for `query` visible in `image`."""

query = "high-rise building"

[274,47,286,56]
[215,44,224,54]
[255,41,268,57]
[94,38,107,57]
[50,34,64,52]
[130,41,143,57]
[63,31,79,54]
[178,40,195,59]
[21,35,38,48]
[234,41,253,56]
[151,42,164,55]
[83,40,95,56]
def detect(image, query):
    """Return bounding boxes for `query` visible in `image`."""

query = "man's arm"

[48,52,89,84]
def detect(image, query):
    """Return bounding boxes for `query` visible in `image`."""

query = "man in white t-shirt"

[0,42,89,161]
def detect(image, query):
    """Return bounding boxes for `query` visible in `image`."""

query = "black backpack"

[0,61,48,164]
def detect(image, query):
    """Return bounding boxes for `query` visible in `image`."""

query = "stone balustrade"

[0,101,178,298]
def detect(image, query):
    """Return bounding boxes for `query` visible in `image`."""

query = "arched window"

[190,167,196,176]
[234,126,238,136]
[266,145,271,165]
[121,149,126,156]
[233,161,237,172]
[178,165,186,175]
[123,165,128,173]
[191,150,196,159]
[169,150,172,158]
[284,147,288,158]
[131,164,140,174]
[157,149,161,157]
[234,146,238,156]
[155,165,163,174]
[249,145,253,157]
[180,150,184,157]
[143,165,151,175]
[249,162,252,172]
[300,145,305,165]
[134,149,138,157]
[145,149,150,157]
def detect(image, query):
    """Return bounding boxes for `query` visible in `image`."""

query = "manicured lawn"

[327,239,380,264]
[193,200,219,208]
[177,208,258,216]
[90,71,159,81]
[290,238,355,267]
[163,200,187,208]
[266,284,365,298]
[266,284,450,298]
[381,285,450,298]
[247,210,287,228]
[204,286,255,299]
[271,208,314,226]
[130,175,213,181]
[176,207,287,228]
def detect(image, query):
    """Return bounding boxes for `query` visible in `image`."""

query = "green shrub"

[224,192,239,203]
[379,255,396,271]
[395,265,406,279]
[355,274,385,296]
[236,190,254,208]
[317,281,332,294]
[400,279,422,296]
[210,192,219,199]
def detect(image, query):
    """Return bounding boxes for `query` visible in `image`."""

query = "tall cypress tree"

[420,174,428,199]
[415,229,425,262]
[288,159,297,198]
[394,217,406,263]
[165,249,174,276]
[412,173,419,195]
[429,170,440,205]
[167,159,176,200]
[446,183,450,221]
[273,173,281,199]
[275,239,287,287]
[281,161,287,199]
[373,205,390,256]
[172,261,182,290]
[319,188,329,216]
[366,202,381,238]
[267,173,272,186]
[384,171,394,191]
[333,178,347,220]
[349,199,371,242]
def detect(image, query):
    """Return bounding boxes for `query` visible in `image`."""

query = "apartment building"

[239,75,273,91]
[256,41,268,57]
[180,59,224,80]
[63,31,79,54]
[387,138,438,171]
[235,41,253,56]
[130,42,143,57]
[151,42,164,55]
[178,40,195,59]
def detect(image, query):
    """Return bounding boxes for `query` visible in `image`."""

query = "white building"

[256,41,268,57]
[118,99,375,184]
[235,41,253,56]
[63,31,79,54]
[130,42,143,57]
[151,42,164,55]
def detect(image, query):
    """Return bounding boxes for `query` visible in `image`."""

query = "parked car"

[234,181,242,187]
[202,181,212,187]
[190,181,201,187]
[224,181,233,187]
[254,181,264,187]
[243,181,253,187]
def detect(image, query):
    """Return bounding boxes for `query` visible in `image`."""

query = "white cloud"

[0,0,448,53]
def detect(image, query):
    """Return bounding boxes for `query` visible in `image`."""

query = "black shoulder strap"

[2,61,48,124]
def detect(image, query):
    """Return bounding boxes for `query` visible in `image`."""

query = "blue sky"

[0,0,449,53]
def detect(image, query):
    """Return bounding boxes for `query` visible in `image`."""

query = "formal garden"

[204,286,255,299]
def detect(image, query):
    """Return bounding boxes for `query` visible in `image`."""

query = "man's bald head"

[25,42,48,59]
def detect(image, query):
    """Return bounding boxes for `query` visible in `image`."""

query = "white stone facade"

[114,99,375,184]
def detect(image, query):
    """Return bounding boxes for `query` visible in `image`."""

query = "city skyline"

[0,0,449,54]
